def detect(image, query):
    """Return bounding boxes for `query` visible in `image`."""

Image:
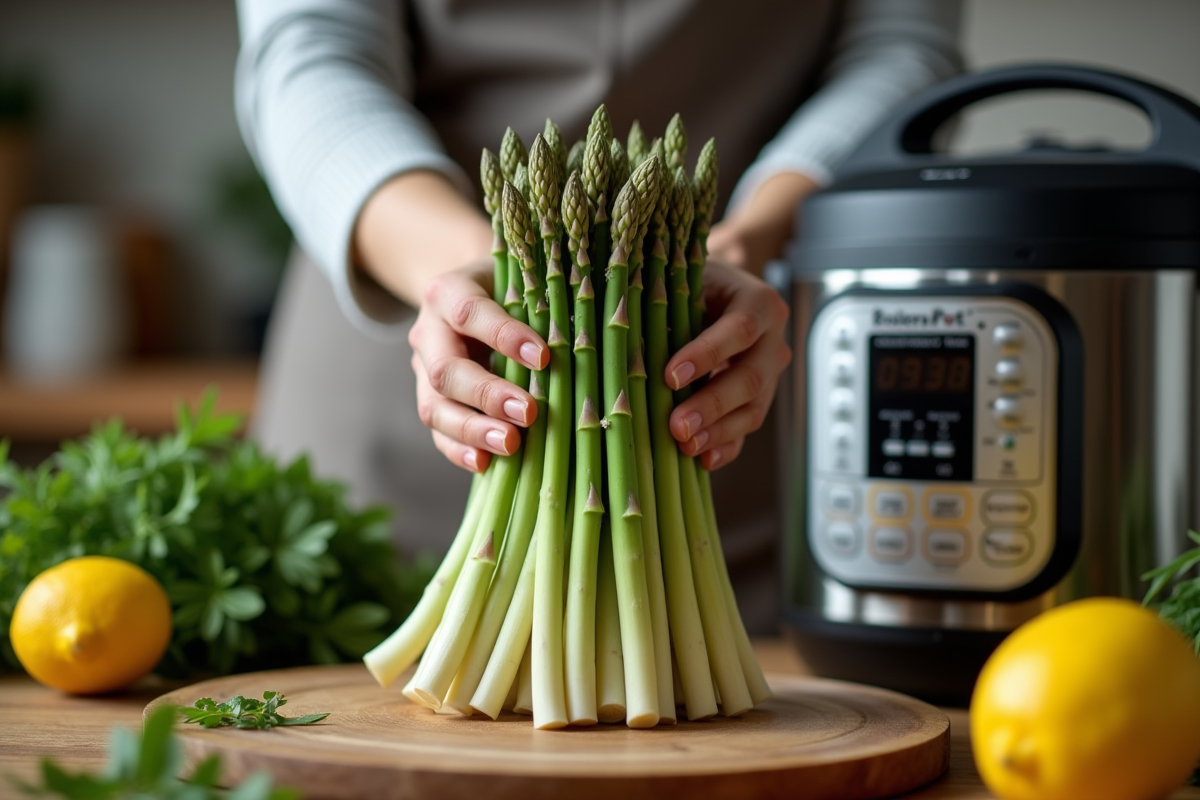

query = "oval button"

[824,523,860,557]
[982,490,1035,525]
[925,490,969,523]
[923,528,970,565]
[870,527,913,562]
[823,483,859,517]
[981,528,1033,566]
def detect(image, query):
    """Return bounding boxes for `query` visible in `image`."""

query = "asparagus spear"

[689,138,718,336]
[528,135,572,730]
[500,126,527,182]
[514,640,535,716]
[664,113,688,172]
[470,530,537,719]
[587,103,614,147]
[482,148,509,376]
[544,118,568,182]
[626,173,675,723]
[603,156,664,728]
[627,120,648,167]
[582,130,612,337]
[562,171,604,725]
[665,153,753,718]
[644,169,717,720]
[567,140,585,177]
[609,138,630,215]
[595,517,625,723]
[362,470,491,687]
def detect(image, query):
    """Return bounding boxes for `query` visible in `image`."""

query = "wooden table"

[1,640,1198,800]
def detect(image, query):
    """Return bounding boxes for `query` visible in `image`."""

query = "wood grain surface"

[146,665,950,800]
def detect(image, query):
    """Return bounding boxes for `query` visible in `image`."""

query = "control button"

[871,488,911,520]
[905,440,930,457]
[830,351,855,385]
[831,317,856,350]
[981,528,1034,566]
[870,527,913,562]
[992,323,1023,349]
[882,439,906,457]
[825,523,860,557]
[830,388,855,420]
[999,434,1016,451]
[932,441,956,458]
[823,484,858,517]
[982,491,1035,525]
[926,491,969,522]
[923,528,970,565]
[995,358,1022,387]
[993,395,1021,428]
[831,422,855,451]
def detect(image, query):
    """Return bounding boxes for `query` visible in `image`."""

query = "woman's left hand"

[664,259,792,470]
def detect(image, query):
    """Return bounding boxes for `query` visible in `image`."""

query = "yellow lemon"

[971,597,1200,800]
[10,556,172,695]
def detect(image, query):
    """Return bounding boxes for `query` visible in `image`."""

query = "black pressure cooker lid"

[797,64,1200,271]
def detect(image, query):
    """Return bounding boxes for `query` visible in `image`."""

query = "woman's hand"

[664,261,791,470]
[408,259,548,473]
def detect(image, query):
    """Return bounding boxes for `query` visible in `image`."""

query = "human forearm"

[707,172,820,277]
[353,170,494,307]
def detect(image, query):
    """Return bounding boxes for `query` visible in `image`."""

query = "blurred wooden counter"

[0,359,258,444]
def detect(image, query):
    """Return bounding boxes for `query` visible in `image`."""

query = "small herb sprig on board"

[180,691,329,730]
[11,705,297,800]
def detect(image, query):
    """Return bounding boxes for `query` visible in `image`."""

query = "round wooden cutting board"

[147,665,949,800]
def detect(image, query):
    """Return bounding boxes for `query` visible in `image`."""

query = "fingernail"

[708,448,722,469]
[503,398,528,424]
[682,411,703,439]
[671,361,696,390]
[520,342,543,369]
[485,429,508,454]
[691,429,710,452]
[463,450,479,471]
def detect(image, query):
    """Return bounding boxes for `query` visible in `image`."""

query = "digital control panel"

[807,294,1058,593]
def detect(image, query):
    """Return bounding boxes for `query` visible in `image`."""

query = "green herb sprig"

[1143,530,1200,652]
[0,391,434,679]
[11,704,296,800]
[180,691,329,730]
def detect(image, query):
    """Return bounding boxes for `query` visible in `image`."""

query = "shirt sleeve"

[727,0,964,211]
[234,0,473,337]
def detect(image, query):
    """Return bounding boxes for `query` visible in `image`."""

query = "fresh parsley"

[0,391,434,678]
[11,704,298,799]
[1144,529,1200,652]
[180,691,329,730]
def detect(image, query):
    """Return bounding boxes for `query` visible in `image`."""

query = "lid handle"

[843,63,1200,175]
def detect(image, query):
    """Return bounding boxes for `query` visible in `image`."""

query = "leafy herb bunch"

[0,392,432,678]
[1144,529,1200,653]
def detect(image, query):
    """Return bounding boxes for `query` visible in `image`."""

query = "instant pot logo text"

[873,309,965,327]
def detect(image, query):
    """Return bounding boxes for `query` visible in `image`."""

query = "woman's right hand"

[408,259,549,473]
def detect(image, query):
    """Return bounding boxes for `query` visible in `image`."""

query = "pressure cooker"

[783,64,1200,705]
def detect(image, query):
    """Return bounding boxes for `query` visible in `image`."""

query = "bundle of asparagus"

[364,107,771,729]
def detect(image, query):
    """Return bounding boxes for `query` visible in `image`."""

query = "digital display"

[868,335,975,481]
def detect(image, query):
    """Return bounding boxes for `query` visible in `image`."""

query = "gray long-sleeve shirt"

[235,0,962,336]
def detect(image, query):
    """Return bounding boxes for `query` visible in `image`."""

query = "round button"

[830,422,855,451]
[993,395,1021,428]
[824,523,860,557]
[829,351,855,385]
[869,527,913,562]
[995,358,1021,386]
[992,323,1022,349]
[831,317,856,350]
[830,388,855,420]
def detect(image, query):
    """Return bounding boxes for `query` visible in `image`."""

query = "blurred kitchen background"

[0,0,1196,466]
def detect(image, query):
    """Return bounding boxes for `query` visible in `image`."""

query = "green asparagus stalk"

[627,182,675,724]
[587,103,614,147]
[664,113,687,172]
[609,138,630,215]
[582,129,612,338]
[603,156,664,728]
[562,171,604,726]
[665,155,753,718]
[470,531,537,719]
[363,470,491,687]
[645,169,717,720]
[689,138,718,336]
[482,148,509,376]
[513,163,530,205]
[500,126,527,182]
[627,119,648,167]
[544,119,568,182]
[528,135,571,730]
[595,518,625,723]
[514,640,535,716]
